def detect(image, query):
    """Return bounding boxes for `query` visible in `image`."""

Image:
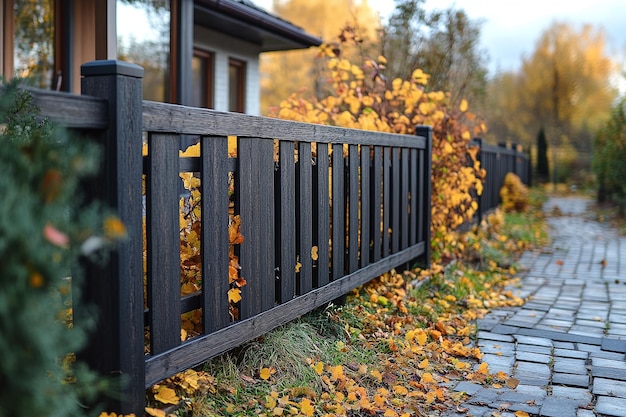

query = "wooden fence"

[29,60,433,414]
[471,138,531,221]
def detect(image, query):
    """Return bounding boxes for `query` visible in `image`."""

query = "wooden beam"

[95,0,116,60]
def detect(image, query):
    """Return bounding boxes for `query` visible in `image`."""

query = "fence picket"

[201,136,230,333]
[332,144,345,280]
[348,144,359,273]
[360,145,370,268]
[298,142,313,294]
[315,143,330,287]
[237,138,275,317]
[277,141,296,302]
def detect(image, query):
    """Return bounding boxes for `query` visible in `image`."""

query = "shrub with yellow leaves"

[269,27,486,263]
[500,172,529,213]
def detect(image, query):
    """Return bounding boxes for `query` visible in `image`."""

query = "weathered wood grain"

[143,101,426,149]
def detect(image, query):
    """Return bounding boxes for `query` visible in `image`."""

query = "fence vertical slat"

[382,147,391,257]
[147,133,182,354]
[409,148,418,245]
[79,60,145,415]
[332,144,345,280]
[316,143,330,287]
[238,138,275,317]
[416,126,432,268]
[371,147,382,262]
[360,145,370,268]
[348,144,359,273]
[400,148,409,250]
[278,141,296,302]
[299,142,313,293]
[202,136,230,333]
[391,148,400,254]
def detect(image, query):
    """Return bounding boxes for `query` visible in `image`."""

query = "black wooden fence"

[29,60,433,414]
[471,138,531,221]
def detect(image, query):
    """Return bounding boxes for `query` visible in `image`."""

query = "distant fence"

[471,138,531,221]
[29,60,433,414]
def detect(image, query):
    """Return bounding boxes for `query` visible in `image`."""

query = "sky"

[255,0,626,77]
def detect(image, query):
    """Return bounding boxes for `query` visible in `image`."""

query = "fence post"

[78,60,145,414]
[415,126,432,268]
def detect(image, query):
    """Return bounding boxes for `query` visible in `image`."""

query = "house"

[1,0,321,115]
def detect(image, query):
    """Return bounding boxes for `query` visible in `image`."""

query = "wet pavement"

[451,196,626,417]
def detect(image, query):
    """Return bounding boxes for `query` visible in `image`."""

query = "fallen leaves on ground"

[142,209,545,416]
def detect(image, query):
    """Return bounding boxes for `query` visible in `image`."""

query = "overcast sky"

[256,0,626,78]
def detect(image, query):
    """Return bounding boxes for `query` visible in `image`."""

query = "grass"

[149,189,550,417]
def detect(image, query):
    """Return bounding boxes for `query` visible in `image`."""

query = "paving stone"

[553,358,588,374]
[478,342,515,355]
[516,344,552,355]
[596,396,626,417]
[588,350,626,360]
[515,351,551,364]
[552,372,589,388]
[515,384,547,399]
[478,331,515,343]
[508,401,541,415]
[467,387,500,405]
[577,409,596,417]
[593,377,626,397]
[492,324,521,335]
[462,404,492,417]
[592,357,626,369]
[591,366,626,380]
[516,361,551,377]
[521,328,602,345]
[515,374,550,387]
[553,348,588,359]
[453,381,483,395]
[576,343,603,353]
[551,386,592,403]
[602,337,626,353]
[514,335,554,347]
[553,341,575,349]
[539,396,582,417]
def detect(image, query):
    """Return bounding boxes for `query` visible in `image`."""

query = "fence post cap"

[81,60,144,78]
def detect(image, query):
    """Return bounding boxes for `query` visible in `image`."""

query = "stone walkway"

[451,196,626,417]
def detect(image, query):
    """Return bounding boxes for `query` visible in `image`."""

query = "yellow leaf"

[311,246,318,261]
[313,361,324,375]
[420,373,434,384]
[477,362,489,375]
[272,407,284,415]
[384,409,399,417]
[154,386,179,405]
[393,385,408,395]
[180,328,187,342]
[300,398,315,417]
[514,411,530,417]
[418,358,429,369]
[228,288,242,303]
[260,367,275,380]
[145,408,166,417]
[459,99,469,112]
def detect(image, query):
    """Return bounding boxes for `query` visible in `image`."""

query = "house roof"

[195,0,323,52]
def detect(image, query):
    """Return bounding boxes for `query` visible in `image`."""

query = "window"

[10,0,57,89]
[117,0,171,102]
[228,58,245,113]
[191,49,214,108]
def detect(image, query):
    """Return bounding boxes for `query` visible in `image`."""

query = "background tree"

[593,98,626,206]
[484,23,616,151]
[260,0,380,115]
[536,127,550,182]
[380,0,489,108]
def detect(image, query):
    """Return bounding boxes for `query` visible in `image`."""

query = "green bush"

[0,80,120,416]
[593,98,626,207]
